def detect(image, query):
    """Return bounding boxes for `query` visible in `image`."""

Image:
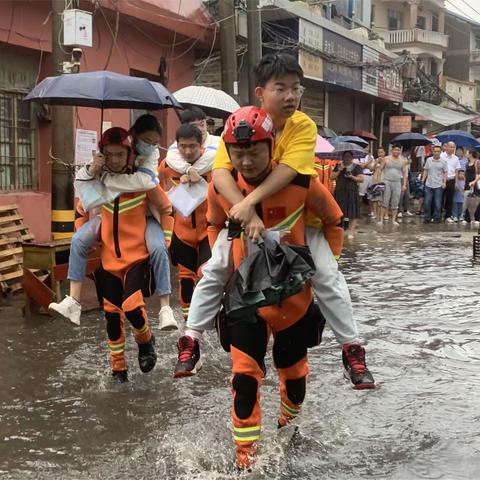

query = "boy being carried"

[174,54,375,390]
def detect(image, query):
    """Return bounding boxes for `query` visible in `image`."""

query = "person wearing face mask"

[49,116,176,331]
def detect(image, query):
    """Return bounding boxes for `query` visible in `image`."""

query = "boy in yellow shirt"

[174,53,375,389]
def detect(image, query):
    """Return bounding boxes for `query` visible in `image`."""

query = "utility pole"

[51,0,75,240]
[246,0,262,105]
[219,0,238,100]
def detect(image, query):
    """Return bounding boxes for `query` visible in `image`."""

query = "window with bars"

[0,91,36,191]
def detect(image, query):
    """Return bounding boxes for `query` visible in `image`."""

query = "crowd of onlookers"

[331,141,480,235]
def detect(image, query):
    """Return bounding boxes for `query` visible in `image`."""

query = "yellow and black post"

[51,0,75,240]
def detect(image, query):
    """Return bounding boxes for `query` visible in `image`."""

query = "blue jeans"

[68,216,171,296]
[452,201,463,220]
[145,216,171,296]
[423,186,443,221]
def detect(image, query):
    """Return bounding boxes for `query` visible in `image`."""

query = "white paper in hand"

[167,177,208,217]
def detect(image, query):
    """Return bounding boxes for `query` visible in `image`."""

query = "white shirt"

[440,152,460,179]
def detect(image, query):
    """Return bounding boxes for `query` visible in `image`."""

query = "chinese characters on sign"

[298,19,323,81]
[389,116,412,133]
[323,30,362,90]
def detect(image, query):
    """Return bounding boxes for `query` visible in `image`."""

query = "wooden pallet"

[0,204,34,294]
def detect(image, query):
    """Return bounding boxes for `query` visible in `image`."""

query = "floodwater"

[1,219,480,479]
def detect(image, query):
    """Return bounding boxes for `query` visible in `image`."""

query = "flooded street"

[1,220,480,480]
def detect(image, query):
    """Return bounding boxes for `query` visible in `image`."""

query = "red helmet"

[223,106,274,145]
[99,127,131,154]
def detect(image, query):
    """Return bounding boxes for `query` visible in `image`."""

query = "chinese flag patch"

[266,206,286,221]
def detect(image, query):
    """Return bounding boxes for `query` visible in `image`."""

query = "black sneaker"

[138,335,157,373]
[173,336,202,378]
[112,370,128,383]
[342,344,375,390]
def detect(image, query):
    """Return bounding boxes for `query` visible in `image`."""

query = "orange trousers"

[227,302,319,468]
[95,261,152,373]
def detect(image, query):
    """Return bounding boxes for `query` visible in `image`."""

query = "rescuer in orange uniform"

[207,107,343,469]
[76,127,173,382]
[158,124,212,319]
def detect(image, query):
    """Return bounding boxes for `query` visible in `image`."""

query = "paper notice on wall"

[75,129,97,165]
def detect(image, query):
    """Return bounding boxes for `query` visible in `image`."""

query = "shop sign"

[323,30,362,91]
[298,19,323,81]
[378,53,403,102]
[389,115,412,133]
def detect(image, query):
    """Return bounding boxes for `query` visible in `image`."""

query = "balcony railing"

[381,28,448,49]
[470,50,480,64]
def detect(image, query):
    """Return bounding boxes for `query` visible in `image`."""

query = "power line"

[446,0,480,25]
[459,0,480,19]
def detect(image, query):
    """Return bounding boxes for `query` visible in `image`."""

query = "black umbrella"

[317,126,337,138]
[391,132,432,148]
[224,239,316,324]
[316,142,366,160]
[24,70,182,110]
[331,135,369,148]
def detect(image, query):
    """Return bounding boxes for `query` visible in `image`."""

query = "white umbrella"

[173,86,240,118]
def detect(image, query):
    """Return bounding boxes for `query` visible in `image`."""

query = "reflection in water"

[1,224,480,479]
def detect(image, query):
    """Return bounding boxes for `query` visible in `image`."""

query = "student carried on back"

[173,53,376,390]
[158,124,213,319]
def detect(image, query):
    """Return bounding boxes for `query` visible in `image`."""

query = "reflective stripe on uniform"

[233,425,261,442]
[281,401,300,417]
[271,204,304,232]
[103,194,147,214]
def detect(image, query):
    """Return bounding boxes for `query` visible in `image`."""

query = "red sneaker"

[342,343,375,389]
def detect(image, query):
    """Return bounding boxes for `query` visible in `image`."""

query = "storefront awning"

[402,101,479,127]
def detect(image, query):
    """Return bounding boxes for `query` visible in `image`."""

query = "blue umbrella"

[316,142,366,160]
[331,135,369,148]
[24,70,182,110]
[435,130,480,149]
[391,132,432,148]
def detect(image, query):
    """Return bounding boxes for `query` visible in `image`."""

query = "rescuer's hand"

[89,153,105,176]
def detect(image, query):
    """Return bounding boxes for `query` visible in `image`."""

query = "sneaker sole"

[159,324,179,331]
[343,369,376,390]
[173,360,203,378]
[47,306,81,326]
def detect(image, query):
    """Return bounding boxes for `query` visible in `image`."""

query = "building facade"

[372,0,447,82]
[0,0,214,241]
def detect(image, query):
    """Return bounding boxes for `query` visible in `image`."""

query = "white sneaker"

[48,295,81,326]
[473,221,480,227]
[445,217,454,224]
[405,211,414,216]
[452,217,458,222]
[397,212,403,218]
[158,306,178,331]
[460,220,468,225]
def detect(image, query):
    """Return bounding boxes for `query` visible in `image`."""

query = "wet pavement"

[1,218,480,479]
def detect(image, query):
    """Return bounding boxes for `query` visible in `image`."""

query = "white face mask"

[136,139,157,156]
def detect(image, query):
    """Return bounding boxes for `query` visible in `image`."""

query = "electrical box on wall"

[63,10,93,47]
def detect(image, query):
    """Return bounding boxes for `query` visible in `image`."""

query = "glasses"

[265,86,306,98]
